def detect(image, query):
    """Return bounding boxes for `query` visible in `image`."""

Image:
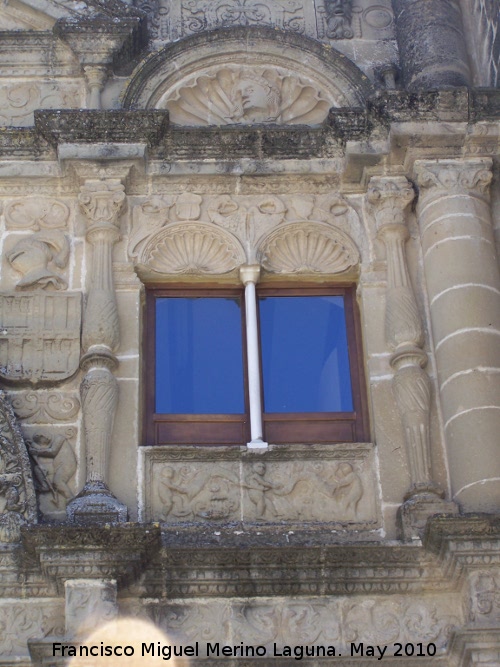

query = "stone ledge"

[34,111,170,149]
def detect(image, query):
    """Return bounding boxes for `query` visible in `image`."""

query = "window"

[144,284,368,445]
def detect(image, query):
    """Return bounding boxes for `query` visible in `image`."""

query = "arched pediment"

[122,27,375,126]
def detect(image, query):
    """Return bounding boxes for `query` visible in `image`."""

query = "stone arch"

[122,27,375,125]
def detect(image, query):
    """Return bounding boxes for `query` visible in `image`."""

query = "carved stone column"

[67,179,127,522]
[414,159,500,513]
[240,264,268,449]
[391,0,471,90]
[368,176,456,539]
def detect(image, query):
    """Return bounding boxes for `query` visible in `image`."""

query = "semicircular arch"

[122,27,375,126]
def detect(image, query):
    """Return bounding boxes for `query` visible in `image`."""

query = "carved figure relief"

[6,231,69,290]
[150,452,375,525]
[161,66,331,125]
[243,460,366,522]
[324,0,353,39]
[0,292,82,384]
[26,428,77,514]
[4,199,70,231]
[0,391,36,543]
[10,392,80,424]
[158,464,239,521]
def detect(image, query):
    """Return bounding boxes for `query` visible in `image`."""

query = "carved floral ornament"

[157,66,332,126]
[130,195,361,277]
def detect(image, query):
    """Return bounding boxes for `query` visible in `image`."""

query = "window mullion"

[240,265,268,449]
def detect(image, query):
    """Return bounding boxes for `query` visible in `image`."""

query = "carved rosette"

[139,222,246,275]
[67,179,127,523]
[258,222,359,274]
[368,177,441,503]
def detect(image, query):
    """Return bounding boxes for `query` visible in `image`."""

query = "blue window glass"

[259,295,353,413]
[155,297,244,414]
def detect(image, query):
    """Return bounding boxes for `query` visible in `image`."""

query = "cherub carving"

[7,230,69,289]
[324,0,354,39]
[243,462,285,518]
[27,432,77,508]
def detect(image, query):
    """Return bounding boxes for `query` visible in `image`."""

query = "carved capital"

[367,176,415,233]
[414,159,493,197]
[240,264,261,286]
[79,180,126,234]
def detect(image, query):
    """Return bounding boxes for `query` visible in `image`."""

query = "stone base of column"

[398,493,458,542]
[66,481,128,523]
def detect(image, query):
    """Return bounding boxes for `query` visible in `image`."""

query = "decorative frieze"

[143,444,378,526]
[129,193,360,274]
[145,595,460,653]
[10,392,80,424]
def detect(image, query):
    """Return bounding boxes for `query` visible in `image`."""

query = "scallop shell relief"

[162,66,331,125]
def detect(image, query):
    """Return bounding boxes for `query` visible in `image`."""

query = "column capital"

[79,179,126,234]
[367,176,415,233]
[414,159,493,196]
[240,264,261,286]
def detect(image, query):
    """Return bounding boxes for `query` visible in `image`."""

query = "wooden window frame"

[144,283,369,446]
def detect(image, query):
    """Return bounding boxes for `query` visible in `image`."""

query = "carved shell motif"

[140,223,246,275]
[162,67,331,126]
[259,223,359,274]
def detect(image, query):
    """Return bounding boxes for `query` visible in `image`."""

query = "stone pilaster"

[414,159,500,513]
[368,176,456,539]
[67,179,127,523]
[391,0,471,90]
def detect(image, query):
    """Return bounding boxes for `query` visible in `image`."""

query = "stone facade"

[0,1,500,665]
